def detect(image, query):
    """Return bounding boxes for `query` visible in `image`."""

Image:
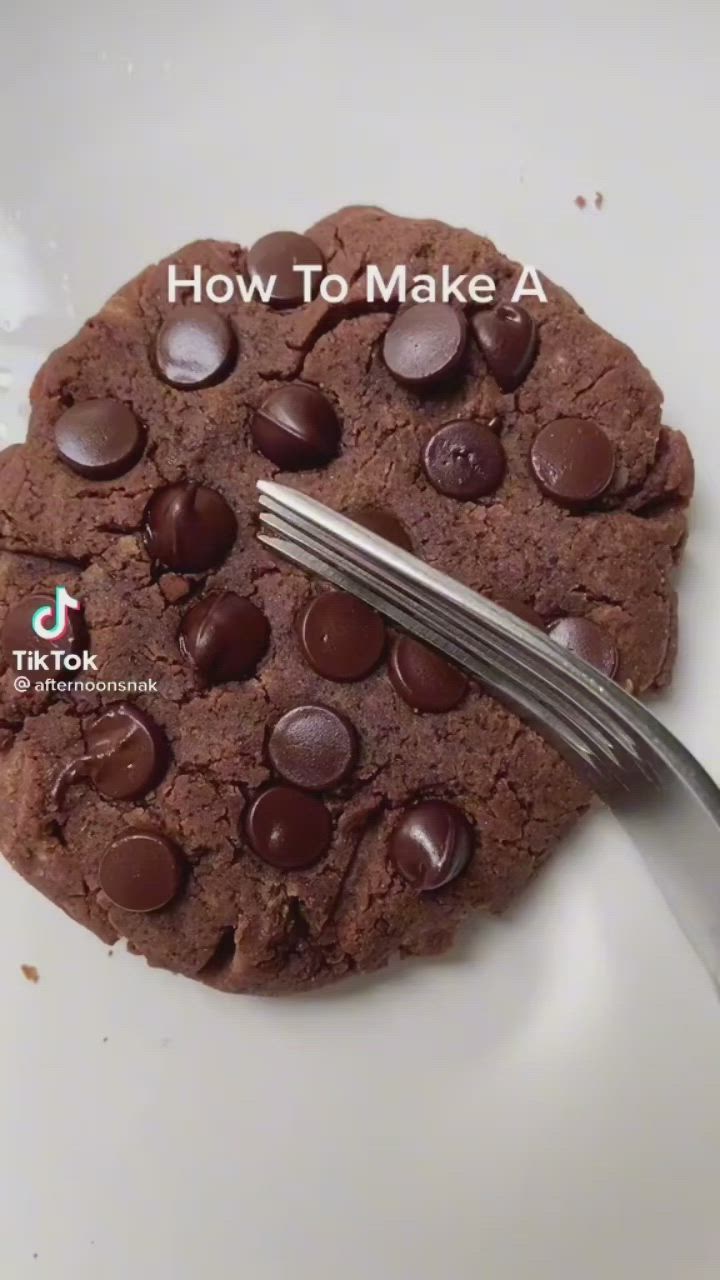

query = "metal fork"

[257,480,720,992]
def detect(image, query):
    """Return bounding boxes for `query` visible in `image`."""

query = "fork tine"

[258,525,628,790]
[258,482,633,715]
[258,500,641,781]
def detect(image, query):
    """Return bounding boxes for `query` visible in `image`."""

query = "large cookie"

[0,207,694,993]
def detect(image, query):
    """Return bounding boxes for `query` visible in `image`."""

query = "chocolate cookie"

[0,207,694,994]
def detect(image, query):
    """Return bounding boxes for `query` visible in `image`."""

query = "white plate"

[2,4,720,1278]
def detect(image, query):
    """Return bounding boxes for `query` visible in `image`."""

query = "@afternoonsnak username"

[167,262,549,307]
[14,676,159,694]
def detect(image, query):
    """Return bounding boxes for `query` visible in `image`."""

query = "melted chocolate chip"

[251,384,340,470]
[99,831,185,912]
[1,592,87,672]
[179,591,270,684]
[548,616,619,677]
[530,418,615,506]
[349,505,414,552]
[390,800,474,891]
[53,703,168,805]
[389,635,467,713]
[155,307,237,388]
[54,399,145,479]
[298,591,386,682]
[246,786,332,869]
[472,303,538,391]
[383,303,468,387]
[268,705,358,791]
[143,483,237,573]
[246,231,326,307]
[423,419,506,499]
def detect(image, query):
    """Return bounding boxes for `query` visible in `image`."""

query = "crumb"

[21,964,39,983]
[159,574,191,603]
[33,1253,38,1260]
[574,195,587,209]
[102,1036,108,1043]
[594,191,604,209]
[107,949,113,957]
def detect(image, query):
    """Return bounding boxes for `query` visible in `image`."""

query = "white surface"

[2,4,720,1278]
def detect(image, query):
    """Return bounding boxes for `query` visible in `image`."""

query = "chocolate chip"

[548,616,619,677]
[85,704,168,800]
[389,635,467,712]
[268,705,358,791]
[1,592,87,672]
[530,418,615,505]
[472,303,538,391]
[251,384,340,470]
[246,786,332,869]
[298,591,386,682]
[155,307,237,388]
[383,303,468,387]
[493,594,545,629]
[246,232,326,308]
[143,483,237,573]
[99,830,185,912]
[349,505,413,552]
[390,800,473,891]
[53,703,168,805]
[423,419,506,499]
[54,399,145,480]
[179,591,270,684]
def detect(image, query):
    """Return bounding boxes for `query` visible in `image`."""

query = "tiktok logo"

[31,586,81,641]
[12,585,100,680]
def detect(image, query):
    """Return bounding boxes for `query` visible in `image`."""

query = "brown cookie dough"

[0,207,694,994]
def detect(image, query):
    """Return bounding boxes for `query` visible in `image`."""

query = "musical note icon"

[31,587,81,642]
